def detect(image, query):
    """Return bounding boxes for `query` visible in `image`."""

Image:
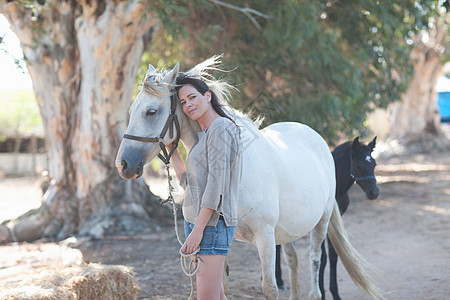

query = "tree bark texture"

[0,0,167,243]
[389,14,449,140]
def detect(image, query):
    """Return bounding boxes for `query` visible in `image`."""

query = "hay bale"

[0,263,139,300]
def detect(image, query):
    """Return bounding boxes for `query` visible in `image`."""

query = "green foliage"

[0,90,44,139]
[144,0,441,144]
[134,27,185,96]
[145,0,193,38]
[438,8,450,65]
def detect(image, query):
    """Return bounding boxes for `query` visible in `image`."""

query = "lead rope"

[163,163,200,300]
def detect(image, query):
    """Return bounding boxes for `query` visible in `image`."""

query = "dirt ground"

[0,148,449,299]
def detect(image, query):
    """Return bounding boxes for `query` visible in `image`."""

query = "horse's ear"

[163,62,179,84]
[146,64,157,76]
[368,136,377,152]
[352,137,360,153]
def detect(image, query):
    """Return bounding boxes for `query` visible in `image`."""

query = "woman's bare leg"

[196,254,227,300]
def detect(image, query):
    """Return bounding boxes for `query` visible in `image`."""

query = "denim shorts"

[184,217,235,255]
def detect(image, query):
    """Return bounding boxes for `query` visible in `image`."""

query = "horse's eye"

[146,109,157,116]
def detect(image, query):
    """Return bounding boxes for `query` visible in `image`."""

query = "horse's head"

[351,136,379,200]
[115,63,180,179]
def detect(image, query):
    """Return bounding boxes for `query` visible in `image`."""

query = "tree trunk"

[0,0,168,243]
[388,46,443,139]
[388,14,449,141]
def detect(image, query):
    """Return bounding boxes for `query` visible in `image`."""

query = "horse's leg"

[319,240,327,300]
[282,242,301,300]
[328,236,341,300]
[275,245,286,289]
[255,231,279,299]
[309,204,333,300]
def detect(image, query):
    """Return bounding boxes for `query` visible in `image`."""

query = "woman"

[168,74,242,299]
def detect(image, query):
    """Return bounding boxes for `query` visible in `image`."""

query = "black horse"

[275,136,379,300]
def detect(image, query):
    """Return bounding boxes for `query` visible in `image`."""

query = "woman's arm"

[181,206,214,254]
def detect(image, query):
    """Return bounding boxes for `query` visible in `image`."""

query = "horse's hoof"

[309,291,321,300]
[278,284,288,290]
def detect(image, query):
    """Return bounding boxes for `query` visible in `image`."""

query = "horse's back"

[262,122,334,179]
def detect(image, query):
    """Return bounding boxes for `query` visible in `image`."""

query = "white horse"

[115,58,383,300]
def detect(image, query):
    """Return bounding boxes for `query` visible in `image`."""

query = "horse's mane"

[180,55,235,105]
[332,141,352,160]
[142,70,174,97]
[140,55,263,129]
[180,55,263,129]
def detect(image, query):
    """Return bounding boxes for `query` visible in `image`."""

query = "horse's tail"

[327,201,384,300]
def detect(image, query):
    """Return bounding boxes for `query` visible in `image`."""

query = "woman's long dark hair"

[175,76,236,125]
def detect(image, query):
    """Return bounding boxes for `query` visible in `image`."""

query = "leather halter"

[349,151,376,182]
[123,94,181,165]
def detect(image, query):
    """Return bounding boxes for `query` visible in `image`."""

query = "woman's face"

[178,84,212,121]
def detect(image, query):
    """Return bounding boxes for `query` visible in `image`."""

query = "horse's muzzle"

[367,187,379,200]
[118,158,144,180]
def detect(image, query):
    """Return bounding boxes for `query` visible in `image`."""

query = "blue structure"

[438,91,450,123]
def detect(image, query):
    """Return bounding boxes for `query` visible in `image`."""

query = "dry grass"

[0,263,139,300]
[0,243,139,300]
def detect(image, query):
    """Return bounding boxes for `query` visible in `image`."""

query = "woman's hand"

[181,208,214,254]
[181,228,203,254]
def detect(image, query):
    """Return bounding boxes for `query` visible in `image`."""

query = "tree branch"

[207,0,272,30]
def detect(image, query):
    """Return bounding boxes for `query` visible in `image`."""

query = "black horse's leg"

[275,245,286,289]
[327,193,349,300]
[319,240,327,300]
[328,236,341,300]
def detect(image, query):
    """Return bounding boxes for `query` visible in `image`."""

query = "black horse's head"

[351,136,379,200]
